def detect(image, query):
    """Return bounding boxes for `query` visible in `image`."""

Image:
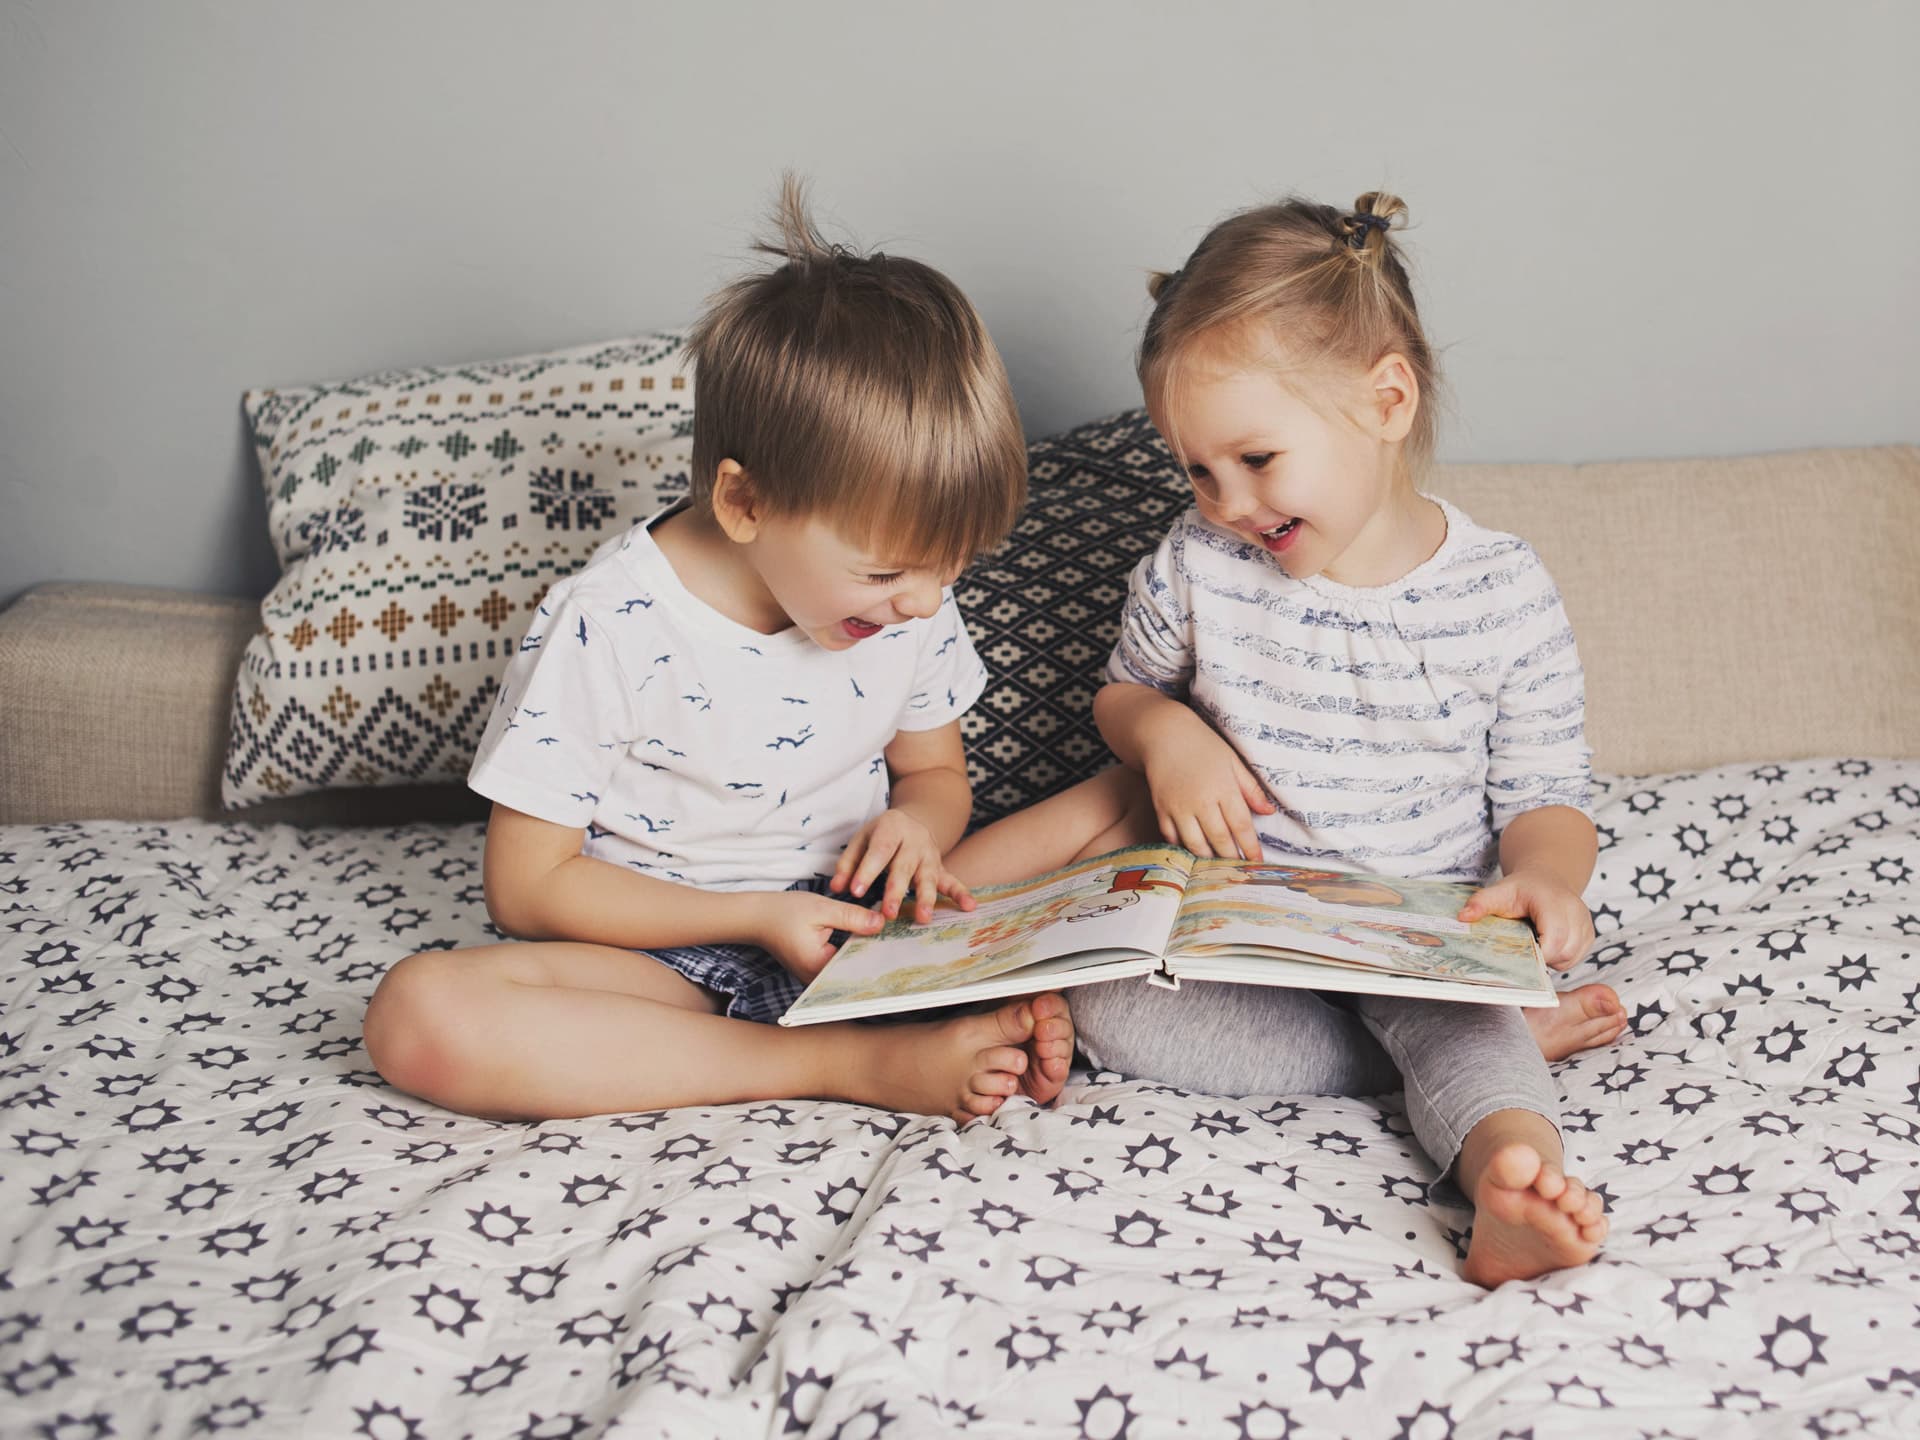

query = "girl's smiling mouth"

[842,617,884,639]
[1258,517,1302,552]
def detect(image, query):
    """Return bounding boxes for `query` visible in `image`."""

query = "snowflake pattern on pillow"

[223,333,693,807]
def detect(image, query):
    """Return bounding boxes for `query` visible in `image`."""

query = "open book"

[780,844,1554,1026]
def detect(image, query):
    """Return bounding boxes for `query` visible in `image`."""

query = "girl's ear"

[710,460,763,542]
[1369,353,1420,443]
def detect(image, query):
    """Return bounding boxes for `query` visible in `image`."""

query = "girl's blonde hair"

[685,176,1027,574]
[1139,191,1442,480]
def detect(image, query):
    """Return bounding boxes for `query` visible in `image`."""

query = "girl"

[952,192,1625,1288]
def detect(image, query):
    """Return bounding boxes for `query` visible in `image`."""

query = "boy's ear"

[710,459,763,542]
[1368,353,1420,443]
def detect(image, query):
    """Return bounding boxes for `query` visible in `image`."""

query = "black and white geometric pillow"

[956,409,1187,827]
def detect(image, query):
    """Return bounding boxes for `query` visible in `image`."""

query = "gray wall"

[3,1,1915,607]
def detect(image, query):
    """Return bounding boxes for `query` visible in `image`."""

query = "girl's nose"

[1210,484,1255,524]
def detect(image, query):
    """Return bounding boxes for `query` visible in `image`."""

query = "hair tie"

[1345,212,1392,249]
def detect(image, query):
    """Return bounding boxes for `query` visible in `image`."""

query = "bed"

[3,424,1917,1437]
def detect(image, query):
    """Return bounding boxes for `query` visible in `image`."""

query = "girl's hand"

[1141,722,1276,860]
[1458,868,1596,971]
[749,891,888,983]
[830,809,977,924]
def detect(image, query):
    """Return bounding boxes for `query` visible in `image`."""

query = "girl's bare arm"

[1493,804,1598,896]
[1094,681,1275,859]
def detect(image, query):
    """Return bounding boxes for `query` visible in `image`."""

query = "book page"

[1167,860,1544,989]
[786,845,1193,1016]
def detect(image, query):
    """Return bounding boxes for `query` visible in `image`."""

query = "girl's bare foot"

[1461,1141,1608,1289]
[1020,991,1075,1106]
[1526,982,1626,1061]
[852,996,1045,1123]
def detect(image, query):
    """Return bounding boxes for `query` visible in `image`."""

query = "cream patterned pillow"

[225,333,694,807]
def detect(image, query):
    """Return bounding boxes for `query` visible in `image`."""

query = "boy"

[363,184,1074,1123]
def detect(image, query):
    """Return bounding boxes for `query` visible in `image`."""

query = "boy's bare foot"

[1526,983,1626,1061]
[850,997,1047,1123]
[1461,1141,1608,1289]
[1019,991,1075,1106]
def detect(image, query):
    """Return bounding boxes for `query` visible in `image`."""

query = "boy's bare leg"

[1456,1108,1608,1288]
[364,941,1059,1123]
[1525,983,1628,1060]
[945,765,1158,888]
[939,767,1159,1106]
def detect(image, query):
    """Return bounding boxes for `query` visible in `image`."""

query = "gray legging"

[1069,977,1559,1197]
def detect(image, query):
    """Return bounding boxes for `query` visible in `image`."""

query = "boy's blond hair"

[1139,191,1443,481]
[685,177,1027,574]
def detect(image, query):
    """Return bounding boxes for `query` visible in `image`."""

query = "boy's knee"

[1114,766,1157,829]
[363,952,470,1100]
[1089,764,1160,850]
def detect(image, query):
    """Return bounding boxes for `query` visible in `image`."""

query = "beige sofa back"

[1,444,1914,825]
[1431,444,1918,776]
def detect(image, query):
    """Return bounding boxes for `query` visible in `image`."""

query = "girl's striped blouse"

[1106,498,1592,884]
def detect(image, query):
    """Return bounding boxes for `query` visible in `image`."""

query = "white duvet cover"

[2,758,1916,1437]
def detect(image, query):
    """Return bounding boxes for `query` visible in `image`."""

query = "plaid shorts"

[643,876,871,1026]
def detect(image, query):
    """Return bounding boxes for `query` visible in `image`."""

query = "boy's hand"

[1142,723,1276,861]
[750,891,888,983]
[1458,868,1596,971]
[830,809,976,924]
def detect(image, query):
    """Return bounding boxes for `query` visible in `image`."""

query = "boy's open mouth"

[842,617,884,639]
[1258,517,1302,552]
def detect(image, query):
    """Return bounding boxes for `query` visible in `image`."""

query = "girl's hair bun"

[1339,192,1408,258]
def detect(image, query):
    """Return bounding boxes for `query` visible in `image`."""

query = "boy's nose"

[893,579,942,621]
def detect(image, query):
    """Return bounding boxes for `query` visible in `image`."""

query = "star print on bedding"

[1,757,1917,1436]
[465,503,987,892]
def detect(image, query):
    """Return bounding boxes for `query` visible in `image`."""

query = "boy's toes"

[961,1064,1020,1113]
[1034,1014,1075,1047]
[988,999,1038,1043]
[1009,994,1075,1109]
[1030,991,1070,1024]
[980,1044,1028,1076]
[957,1089,1005,1120]
[1035,1028,1075,1067]
[1030,994,1073,1031]
[1030,994,1076,1073]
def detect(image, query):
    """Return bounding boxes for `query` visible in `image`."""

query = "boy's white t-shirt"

[467,505,988,892]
